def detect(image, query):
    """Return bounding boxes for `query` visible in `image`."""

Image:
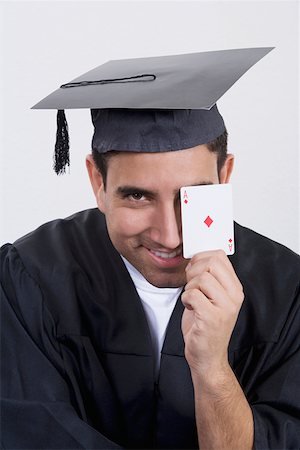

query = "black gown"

[1,208,300,449]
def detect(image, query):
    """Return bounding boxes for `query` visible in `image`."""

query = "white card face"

[180,184,235,259]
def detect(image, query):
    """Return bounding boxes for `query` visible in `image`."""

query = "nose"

[150,202,182,250]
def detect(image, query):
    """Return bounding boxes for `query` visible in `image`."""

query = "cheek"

[106,207,152,239]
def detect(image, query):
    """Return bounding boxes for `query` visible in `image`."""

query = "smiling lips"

[149,248,182,259]
[146,247,184,268]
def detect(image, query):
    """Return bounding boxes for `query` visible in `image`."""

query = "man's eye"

[128,192,146,201]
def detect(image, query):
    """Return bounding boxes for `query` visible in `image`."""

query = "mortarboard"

[32,47,274,174]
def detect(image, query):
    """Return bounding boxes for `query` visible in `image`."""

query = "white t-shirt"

[121,256,183,378]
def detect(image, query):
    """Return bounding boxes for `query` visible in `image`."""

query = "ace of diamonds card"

[180,184,235,259]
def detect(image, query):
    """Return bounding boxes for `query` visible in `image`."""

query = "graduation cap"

[32,47,274,174]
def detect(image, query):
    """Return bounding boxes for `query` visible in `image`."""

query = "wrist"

[190,361,233,391]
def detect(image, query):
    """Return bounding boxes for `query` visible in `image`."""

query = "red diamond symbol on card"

[204,215,213,228]
[229,238,232,243]
[184,199,188,204]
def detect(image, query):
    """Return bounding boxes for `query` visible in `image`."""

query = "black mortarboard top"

[32,47,274,174]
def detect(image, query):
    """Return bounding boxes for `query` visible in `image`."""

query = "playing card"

[180,184,235,258]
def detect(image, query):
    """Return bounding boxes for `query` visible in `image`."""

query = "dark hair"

[92,129,228,189]
[206,129,228,174]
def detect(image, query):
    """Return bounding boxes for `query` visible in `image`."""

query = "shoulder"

[2,208,114,277]
[232,222,300,283]
[0,207,106,280]
[230,223,300,347]
[1,208,123,294]
[1,209,126,335]
[13,208,107,254]
[1,208,117,289]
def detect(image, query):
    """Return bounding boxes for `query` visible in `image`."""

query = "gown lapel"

[155,296,198,449]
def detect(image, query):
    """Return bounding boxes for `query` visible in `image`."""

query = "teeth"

[150,249,181,259]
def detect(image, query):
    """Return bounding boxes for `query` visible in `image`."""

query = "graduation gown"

[1,208,300,449]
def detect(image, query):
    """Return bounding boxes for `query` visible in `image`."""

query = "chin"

[118,247,187,288]
[142,271,186,289]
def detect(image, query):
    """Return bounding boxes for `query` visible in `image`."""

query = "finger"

[185,271,229,307]
[187,250,234,282]
[181,288,214,313]
[186,250,243,301]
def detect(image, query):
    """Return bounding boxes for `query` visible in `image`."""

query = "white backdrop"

[0,0,299,253]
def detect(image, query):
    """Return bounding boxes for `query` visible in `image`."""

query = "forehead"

[106,145,218,188]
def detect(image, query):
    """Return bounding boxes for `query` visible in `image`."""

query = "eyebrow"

[189,181,214,187]
[116,181,214,197]
[116,186,156,197]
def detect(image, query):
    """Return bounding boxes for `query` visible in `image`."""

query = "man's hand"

[181,249,244,376]
[181,250,254,450]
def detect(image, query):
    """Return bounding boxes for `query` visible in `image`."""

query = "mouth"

[146,246,184,268]
[149,248,182,259]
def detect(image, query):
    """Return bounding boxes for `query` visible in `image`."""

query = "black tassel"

[54,110,70,175]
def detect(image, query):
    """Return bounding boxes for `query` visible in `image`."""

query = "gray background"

[0,0,299,253]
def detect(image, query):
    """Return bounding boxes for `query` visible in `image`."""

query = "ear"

[86,154,106,213]
[219,154,234,184]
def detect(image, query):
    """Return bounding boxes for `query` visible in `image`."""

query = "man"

[1,49,300,449]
